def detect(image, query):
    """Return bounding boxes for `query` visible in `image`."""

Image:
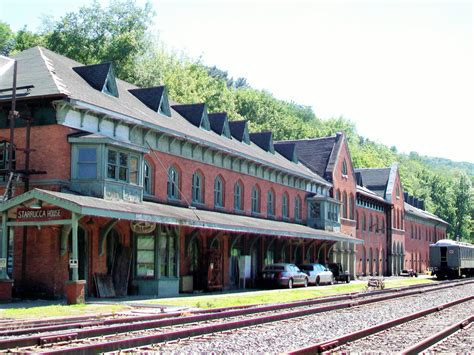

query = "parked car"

[259,263,309,289]
[326,262,350,283]
[400,269,418,277]
[297,263,334,286]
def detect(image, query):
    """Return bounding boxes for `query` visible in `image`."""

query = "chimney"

[413,197,419,208]
[418,199,425,210]
[403,192,409,201]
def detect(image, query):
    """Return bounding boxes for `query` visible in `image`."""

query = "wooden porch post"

[0,212,7,280]
[70,212,79,281]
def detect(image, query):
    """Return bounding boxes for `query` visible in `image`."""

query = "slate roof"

[249,131,273,152]
[354,168,391,198]
[404,202,449,225]
[0,188,363,244]
[228,120,247,141]
[72,62,111,91]
[0,47,329,185]
[171,103,205,127]
[208,112,227,135]
[129,86,165,112]
[356,185,389,204]
[274,142,297,162]
[278,136,338,179]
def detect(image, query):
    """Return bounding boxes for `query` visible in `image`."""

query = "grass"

[0,304,129,320]
[141,277,435,309]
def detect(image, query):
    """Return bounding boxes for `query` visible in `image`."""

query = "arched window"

[336,189,341,201]
[362,213,366,231]
[411,225,414,239]
[381,217,385,233]
[267,190,275,217]
[251,185,260,213]
[356,211,359,229]
[294,196,302,220]
[144,160,152,195]
[375,216,379,233]
[167,166,180,199]
[282,192,289,218]
[214,176,224,207]
[192,171,204,203]
[342,191,348,218]
[349,195,354,220]
[342,159,348,175]
[234,181,243,211]
[369,214,373,231]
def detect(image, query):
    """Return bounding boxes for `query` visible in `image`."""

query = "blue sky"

[1,0,473,163]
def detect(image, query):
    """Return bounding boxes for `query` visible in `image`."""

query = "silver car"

[298,263,334,286]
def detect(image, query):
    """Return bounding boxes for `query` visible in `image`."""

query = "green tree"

[45,0,153,80]
[10,27,45,54]
[453,173,473,240]
[0,21,14,55]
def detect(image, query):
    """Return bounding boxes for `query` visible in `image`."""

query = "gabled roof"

[274,142,298,163]
[208,112,231,138]
[354,168,391,198]
[279,136,338,179]
[129,86,171,116]
[228,120,249,143]
[171,103,206,127]
[0,47,329,185]
[249,131,274,153]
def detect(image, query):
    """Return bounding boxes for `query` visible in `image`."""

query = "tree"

[453,173,473,240]
[0,21,14,55]
[45,0,153,80]
[10,27,45,54]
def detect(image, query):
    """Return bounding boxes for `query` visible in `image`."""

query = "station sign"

[17,207,65,222]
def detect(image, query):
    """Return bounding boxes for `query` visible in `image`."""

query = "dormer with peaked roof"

[229,120,250,144]
[171,103,210,130]
[249,131,275,153]
[73,62,118,97]
[128,86,171,117]
[274,142,298,163]
[208,112,231,138]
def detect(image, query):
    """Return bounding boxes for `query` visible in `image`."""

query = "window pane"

[78,163,97,179]
[108,150,117,164]
[119,167,128,181]
[107,164,116,179]
[119,152,128,167]
[160,235,169,277]
[79,148,96,162]
[130,156,139,184]
[136,235,155,278]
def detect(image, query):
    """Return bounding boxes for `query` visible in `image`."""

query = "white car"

[298,263,334,286]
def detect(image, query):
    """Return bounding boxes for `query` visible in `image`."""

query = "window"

[129,156,139,185]
[107,149,129,182]
[310,202,321,219]
[356,211,359,229]
[167,166,180,199]
[342,159,348,175]
[77,147,97,179]
[381,218,385,233]
[136,235,155,277]
[192,171,204,203]
[294,196,301,220]
[214,176,224,207]
[144,160,152,194]
[362,213,366,231]
[396,185,400,198]
[234,181,243,210]
[349,195,354,220]
[375,216,379,233]
[267,190,275,216]
[251,185,260,213]
[369,215,373,231]
[282,193,289,218]
[336,189,341,201]
[342,192,348,218]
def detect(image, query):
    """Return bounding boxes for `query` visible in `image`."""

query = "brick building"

[0,47,447,302]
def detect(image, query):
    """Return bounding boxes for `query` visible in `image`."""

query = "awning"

[0,189,363,244]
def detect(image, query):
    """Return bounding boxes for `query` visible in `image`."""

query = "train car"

[430,239,474,279]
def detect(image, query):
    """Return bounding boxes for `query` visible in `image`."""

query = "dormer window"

[73,62,118,97]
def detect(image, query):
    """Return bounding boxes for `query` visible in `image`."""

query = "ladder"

[2,171,21,202]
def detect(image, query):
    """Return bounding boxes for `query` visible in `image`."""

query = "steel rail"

[8,282,473,353]
[286,295,474,355]
[401,315,474,355]
[0,278,468,338]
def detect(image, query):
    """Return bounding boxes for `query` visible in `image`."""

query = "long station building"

[0,47,448,302]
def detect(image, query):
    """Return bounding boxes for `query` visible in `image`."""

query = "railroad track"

[288,296,474,354]
[1,279,471,353]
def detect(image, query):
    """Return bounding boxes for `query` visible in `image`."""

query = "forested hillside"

[1,0,472,240]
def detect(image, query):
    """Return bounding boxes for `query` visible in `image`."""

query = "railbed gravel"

[337,300,474,352]
[141,283,474,354]
[427,321,474,354]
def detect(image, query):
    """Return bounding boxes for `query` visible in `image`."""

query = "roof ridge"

[38,47,71,96]
[276,135,337,143]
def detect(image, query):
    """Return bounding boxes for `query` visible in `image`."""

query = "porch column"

[0,212,13,302]
[70,213,79,281]
[0,213,7,280]
[65,212,84,304]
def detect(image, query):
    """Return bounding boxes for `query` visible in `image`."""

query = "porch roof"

[1,189,363,244]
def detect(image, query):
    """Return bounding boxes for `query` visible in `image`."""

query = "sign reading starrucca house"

[17,207,65,222]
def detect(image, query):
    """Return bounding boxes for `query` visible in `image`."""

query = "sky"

[1,0,473,163]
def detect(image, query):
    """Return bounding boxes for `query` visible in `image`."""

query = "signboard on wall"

[17,208,65,222]
[130,221,156,234]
